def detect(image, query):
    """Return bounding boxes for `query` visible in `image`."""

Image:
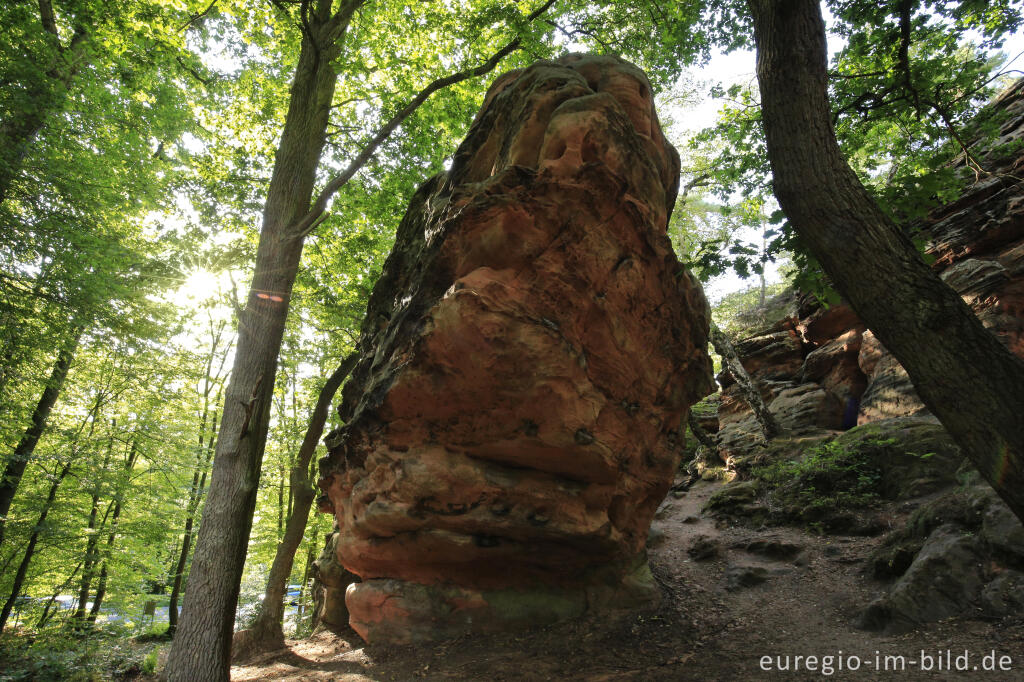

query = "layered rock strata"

[317,54,714,644]
[715,79,1024,454]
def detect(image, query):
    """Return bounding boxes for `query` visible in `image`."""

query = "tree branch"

[896,0,923,117]
[178,0,220,32]
[288,0,558,238]
[37,0,59,39]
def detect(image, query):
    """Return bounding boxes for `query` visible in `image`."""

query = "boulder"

[859,525,984,634]
[316,54,714,644]
[979,570,1024,617]
[981,501,1024,565]
[857,350,928,424]
[829,418,964,500]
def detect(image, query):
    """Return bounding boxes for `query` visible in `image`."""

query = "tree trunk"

[232,355,355,660]
[88,439,138,623]
[164,0,552,672]
[167,407,219,636]
[73,426,115,624]
[162,9,354,678]
[687,411,717,451]
[0,458,73,632]
[0,327,81,547]
[709,324,779,440]
[747,0,1024,522]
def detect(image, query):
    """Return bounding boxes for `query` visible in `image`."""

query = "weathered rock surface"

[711,79,1024,450]
[861,486,1024,630]
[316,54,714,644]
[859,525,984,634]
[310,530,359,634]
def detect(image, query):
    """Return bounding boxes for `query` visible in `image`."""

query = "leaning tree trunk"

[709,324,779,440]
[163,4,356,678]
[0,458,73,632]
[687,411,717,451]
[0,327,81,547]
[232,355,356,661]
[747,0,1024,523]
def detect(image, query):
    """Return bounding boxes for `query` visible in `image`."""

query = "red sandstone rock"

[802,328,866,405]
[316,54,714,644]
[798,303,861,347]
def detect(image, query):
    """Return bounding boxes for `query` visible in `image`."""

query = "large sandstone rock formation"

[316,54,714,644]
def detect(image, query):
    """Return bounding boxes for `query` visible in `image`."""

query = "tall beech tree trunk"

[747,0,1024,523]
[165,0,553,675]
[232,355,356,660]
[709,325,779,440]
[163,7,355,676]
[0,327,82,547]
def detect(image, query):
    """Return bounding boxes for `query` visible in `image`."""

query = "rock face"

[309,530,359,633]
[316,54,715,644]
[713,79,1024,451]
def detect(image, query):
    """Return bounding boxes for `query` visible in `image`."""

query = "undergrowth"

[0,625,160,681]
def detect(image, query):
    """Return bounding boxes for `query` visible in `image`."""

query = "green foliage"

[684,0,1023,300]
[754,438,891,522]
[0,626,158,681]
[1,0,1020,669]
[711,282,793,336]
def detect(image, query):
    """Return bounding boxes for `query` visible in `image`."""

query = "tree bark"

[687,411,717,451]
[747,0,1024,522]
[709,324,779,440]
[163,3,360,677]
[0,327,82,547]
[232,354,355,661]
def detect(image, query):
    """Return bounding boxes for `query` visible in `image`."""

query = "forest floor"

[230,479,1024,681]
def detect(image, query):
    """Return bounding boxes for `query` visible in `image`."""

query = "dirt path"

[232,479,1024,681]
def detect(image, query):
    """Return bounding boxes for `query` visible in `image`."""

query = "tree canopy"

[1,0,1022,677]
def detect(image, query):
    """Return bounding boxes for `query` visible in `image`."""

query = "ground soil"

[231,479,1024,681]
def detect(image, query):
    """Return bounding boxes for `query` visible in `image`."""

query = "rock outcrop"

[316,54,714,644]
[713,79,1024,454]
[309,530,359,634]
[703,80,1024,635]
